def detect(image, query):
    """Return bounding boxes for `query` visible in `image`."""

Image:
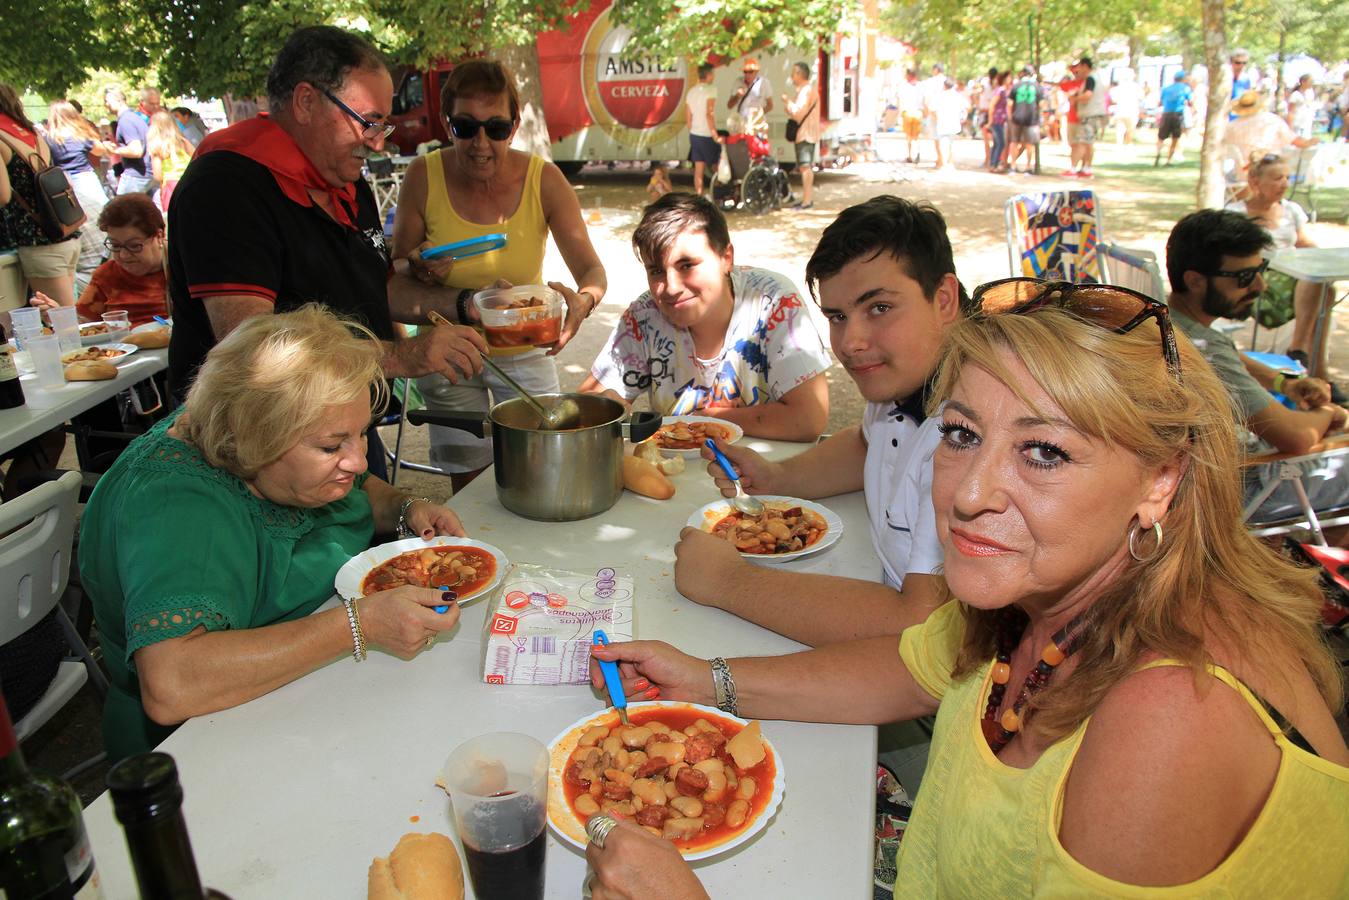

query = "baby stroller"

[713,132,791,214]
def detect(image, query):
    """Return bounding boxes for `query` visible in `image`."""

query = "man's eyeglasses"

[447,114,514,142]
[104,237,147,255]
[315,85,395,142]
[1212,258,1269,288]
[973,277,1182,378]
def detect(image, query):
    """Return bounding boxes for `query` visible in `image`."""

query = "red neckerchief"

[0,113,37,148]
[195,117,360,229]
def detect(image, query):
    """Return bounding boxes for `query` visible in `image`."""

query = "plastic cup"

[101,310,131,339]
[8,339,32,376]
[443,732,548,900]
[47,307,80,353]
[26,334,65,390]
[9,307,41,333]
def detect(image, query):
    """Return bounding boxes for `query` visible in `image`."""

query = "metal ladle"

[428,310,582,430]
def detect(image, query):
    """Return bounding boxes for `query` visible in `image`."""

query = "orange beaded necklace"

[981,608,1093,753]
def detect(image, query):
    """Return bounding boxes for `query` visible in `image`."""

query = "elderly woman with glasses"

[32,193,168,326]
[80,305,467,762]
[582,280,1349,899]
[391,59,606,492]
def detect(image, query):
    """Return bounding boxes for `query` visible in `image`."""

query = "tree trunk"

[500,43,553,160]
[1196,0,1228,210]
[1127,35,1143,70]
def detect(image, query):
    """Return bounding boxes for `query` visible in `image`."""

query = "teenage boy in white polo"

[672,195,970,646]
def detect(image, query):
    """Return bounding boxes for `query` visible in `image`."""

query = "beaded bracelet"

[710,657,738,716]
[342,597,367,662]
[396,496,432,538]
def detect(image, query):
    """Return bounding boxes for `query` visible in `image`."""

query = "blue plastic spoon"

[592,630,630,725]
[705,439,765,517]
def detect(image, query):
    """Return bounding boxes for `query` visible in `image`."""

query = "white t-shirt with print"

[589,266,830,416]
[861,401,945,589]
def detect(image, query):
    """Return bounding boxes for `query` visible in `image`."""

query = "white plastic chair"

[0,471,109,752]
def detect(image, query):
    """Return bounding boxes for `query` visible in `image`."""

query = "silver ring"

[586,813,619,849]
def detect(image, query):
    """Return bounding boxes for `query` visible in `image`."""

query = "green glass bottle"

[0,689,103,899]
[106,752,231,900]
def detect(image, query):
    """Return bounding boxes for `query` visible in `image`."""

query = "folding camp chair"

[1100,244,1166,301]
[1243,434,1349,546]
[1004,190,1108,283]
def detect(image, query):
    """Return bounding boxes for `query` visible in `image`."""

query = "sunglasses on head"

[1211,258,1269,288]
[973,277,1182,379]
[448,114,514,142]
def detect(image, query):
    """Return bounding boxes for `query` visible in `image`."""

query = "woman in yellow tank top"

[579,284,1349,898]
[390,60,606,491]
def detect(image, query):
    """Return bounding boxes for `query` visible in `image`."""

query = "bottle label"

[0,350,17,382]
[66,829,104,899]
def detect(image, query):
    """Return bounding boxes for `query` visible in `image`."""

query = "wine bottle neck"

[123,809,207,900]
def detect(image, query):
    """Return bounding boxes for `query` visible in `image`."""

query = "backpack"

[3,137,87,242]
[1011,81,1038,126]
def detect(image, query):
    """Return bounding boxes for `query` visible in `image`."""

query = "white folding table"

[0,348,168,458]
[1267,247,1349,380]
[81,438,880,898]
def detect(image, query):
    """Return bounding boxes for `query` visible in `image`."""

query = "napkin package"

[481,564,634,685]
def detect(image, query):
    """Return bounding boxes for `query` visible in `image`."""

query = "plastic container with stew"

[473,285,564,349]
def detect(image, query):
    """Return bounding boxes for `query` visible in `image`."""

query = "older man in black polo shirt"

[167,26,486,475]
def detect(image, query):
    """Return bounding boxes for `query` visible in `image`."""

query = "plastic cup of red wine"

[443,732,548,900]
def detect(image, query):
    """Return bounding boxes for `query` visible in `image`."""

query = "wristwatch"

[455,288,474,324]
[1273,371,1300,395]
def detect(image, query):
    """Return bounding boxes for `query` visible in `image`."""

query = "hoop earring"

[1127,519,1163,563]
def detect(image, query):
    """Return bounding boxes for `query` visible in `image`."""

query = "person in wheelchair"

[581,192,829,440]
[1166,210,1349,523]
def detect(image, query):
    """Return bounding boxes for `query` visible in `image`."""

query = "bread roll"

[368,832,464,900]
[127,329,170,349]
[623,454,675,499]
[64,360,118,381]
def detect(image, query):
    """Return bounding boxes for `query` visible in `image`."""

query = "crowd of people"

[1,22,1347,898]
[883,48,1349,179]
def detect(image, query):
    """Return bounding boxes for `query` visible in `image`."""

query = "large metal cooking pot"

[408,393,660,521]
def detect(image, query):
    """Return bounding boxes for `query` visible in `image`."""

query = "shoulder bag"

[1,134,86,242]
[786,96,817,143]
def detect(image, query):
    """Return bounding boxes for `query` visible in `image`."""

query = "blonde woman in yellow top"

[584,282,1349,899]
[146,110,194,212]
[390,59,606,491]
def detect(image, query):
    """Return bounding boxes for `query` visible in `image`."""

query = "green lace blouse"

[79,411,375,761]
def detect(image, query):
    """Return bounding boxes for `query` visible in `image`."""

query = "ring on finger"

[425,634,435,649]
[586,813,619,849]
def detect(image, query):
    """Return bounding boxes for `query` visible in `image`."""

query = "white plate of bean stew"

[547,701,786,861]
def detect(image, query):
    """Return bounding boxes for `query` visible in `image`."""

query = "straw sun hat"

[1232,90,1264,117]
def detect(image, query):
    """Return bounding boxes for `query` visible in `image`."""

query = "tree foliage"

[608,0,854,62]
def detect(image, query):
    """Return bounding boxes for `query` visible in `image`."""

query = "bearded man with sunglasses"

[1166,209,1349,521]
[166,26,487,477]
